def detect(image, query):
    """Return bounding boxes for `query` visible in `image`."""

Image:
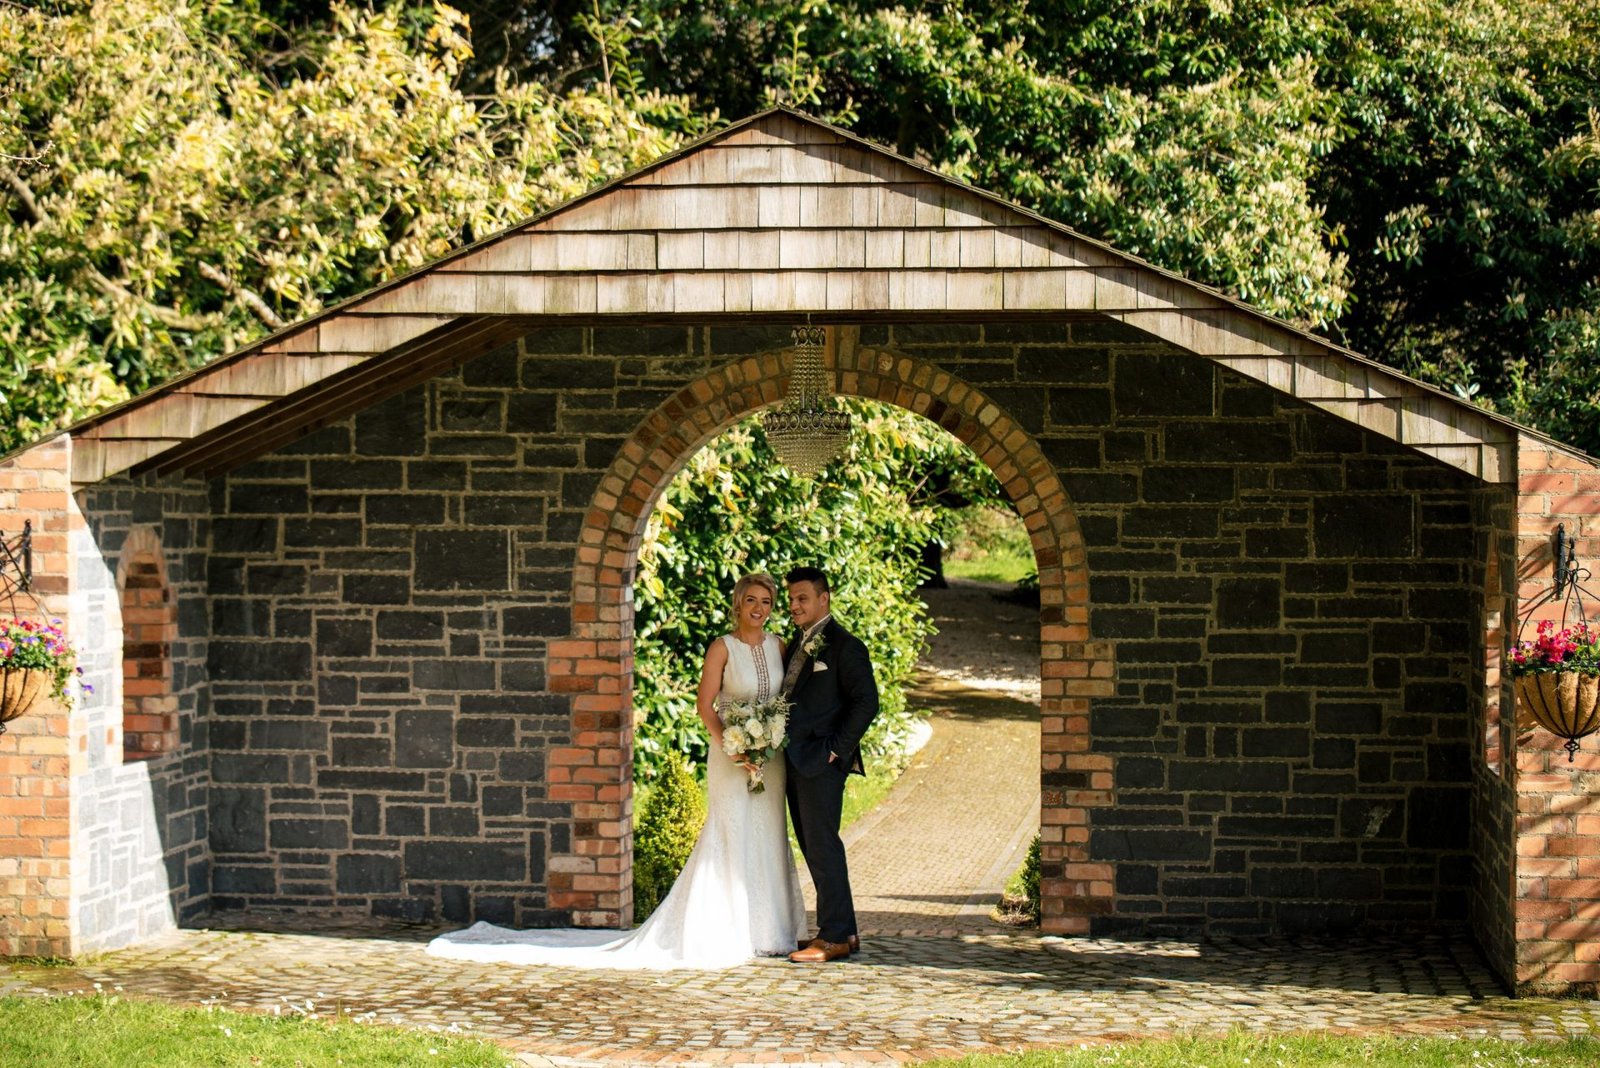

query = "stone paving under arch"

[3,919,1597,1066]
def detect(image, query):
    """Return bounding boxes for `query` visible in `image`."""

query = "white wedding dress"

[426,633,806,970]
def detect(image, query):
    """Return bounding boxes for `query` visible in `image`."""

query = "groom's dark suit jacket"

[783,617,879,779]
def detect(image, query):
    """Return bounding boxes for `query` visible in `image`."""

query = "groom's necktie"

[781,618,827,696]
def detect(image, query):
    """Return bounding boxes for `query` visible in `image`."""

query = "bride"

[427,572,806,969]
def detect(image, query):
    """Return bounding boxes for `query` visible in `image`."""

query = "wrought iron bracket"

[0,519,31,607]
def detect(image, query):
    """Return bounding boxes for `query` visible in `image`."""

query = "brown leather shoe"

[797,934,860,952]
[789,938,851,963]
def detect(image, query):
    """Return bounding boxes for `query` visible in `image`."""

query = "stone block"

[355,394,428,456]
[1215,578,1280,630]
[1406,787,1469,849]
[306,459,403,490]
[428,806,480,837]
[412,659,495,692]
[460,343,520,388]
[1170,761,1289,793]
[396,710,455,768]
[1143,466,1235,503]
[1312,497,1415,558]
[1091,829,1212,862]
[343,574,411,605]
[1122,507,1219,539]
[1115,354,1214,417]
[457,718,516,748]
[441,397,506,432]
[1018,346,1109,383]
[337,853,404,894]
[315,617,372,658]
[366,494,444,526]
[210,787,266,852]
[1048,388,1112,427]
[1090,608,1156,639]
[1164,422,1293,464]
[415,530,510,591]
[284,518,363,548]
[271,819,349,850]
[1241,728,1310,758]
[404,841,527,882]
[213,865,277,894]
[229,483,309,514]
[465,496,545,527]
[376,610,445,641]
[407,461,468,490]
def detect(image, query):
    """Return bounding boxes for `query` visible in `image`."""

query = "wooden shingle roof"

[34,107,1555,485]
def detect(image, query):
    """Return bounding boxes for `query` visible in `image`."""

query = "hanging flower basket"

[0,667,48,725]
[1511,620,1600,762]
[0,617,89,735]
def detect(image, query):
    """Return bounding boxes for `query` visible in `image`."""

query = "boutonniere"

[803,632,827,659]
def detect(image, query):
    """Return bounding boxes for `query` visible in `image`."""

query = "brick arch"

[548,329,1112,931]
[114,526,178,762]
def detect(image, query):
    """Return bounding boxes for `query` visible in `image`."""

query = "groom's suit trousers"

[786,761,855,943]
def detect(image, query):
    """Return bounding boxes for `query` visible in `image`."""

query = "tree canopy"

[7,0,1600,451]
[454,0,1600,449]
[0,0,699,452]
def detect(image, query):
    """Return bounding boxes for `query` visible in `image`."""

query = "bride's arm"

[695,639,731,752]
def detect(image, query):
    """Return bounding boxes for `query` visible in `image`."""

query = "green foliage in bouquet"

[631,751,706,919]
[631,399,1003,782]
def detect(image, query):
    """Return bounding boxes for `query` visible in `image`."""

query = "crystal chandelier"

[762,325,851,478]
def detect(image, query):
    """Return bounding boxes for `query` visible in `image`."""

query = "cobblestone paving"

[3,919,1597,1067]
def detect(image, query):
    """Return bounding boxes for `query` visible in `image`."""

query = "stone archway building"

[0,109,1594,994]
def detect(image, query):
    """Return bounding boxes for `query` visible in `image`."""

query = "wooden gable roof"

[41,107,1550,485]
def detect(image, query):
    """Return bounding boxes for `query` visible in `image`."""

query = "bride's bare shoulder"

[704,635,731,661]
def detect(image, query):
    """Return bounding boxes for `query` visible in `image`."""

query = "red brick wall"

[116,528,179,761]
[1513,433,1600,995]
[554,329,1108,931]
[0,438,77,956]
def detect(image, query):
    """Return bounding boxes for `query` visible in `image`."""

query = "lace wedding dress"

[426,633,806,970]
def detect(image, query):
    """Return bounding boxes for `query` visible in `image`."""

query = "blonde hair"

[730,572,779,622]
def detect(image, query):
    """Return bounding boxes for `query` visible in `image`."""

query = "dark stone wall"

[883,322,1487,937]
[197,320,1491,936]
[205,326,723,924]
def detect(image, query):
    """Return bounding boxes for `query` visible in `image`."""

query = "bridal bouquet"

[720,695,791,793]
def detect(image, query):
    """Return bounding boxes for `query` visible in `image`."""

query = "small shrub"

[631,752,706,919]
[994,834,1041,926]
[1018,834,1041,920]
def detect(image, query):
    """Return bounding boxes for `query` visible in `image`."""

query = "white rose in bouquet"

[722,726,750,754]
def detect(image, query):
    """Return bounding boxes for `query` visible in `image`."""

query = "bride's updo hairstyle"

[730,572,780,623]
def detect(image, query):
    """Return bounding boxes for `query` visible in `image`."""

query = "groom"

[780,566,879,964]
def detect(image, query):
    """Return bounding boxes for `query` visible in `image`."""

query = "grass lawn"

[943,547,1034,585]
[0,992,512,1067]
[943,505,1036,585]
[918,1033,1600,1067]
